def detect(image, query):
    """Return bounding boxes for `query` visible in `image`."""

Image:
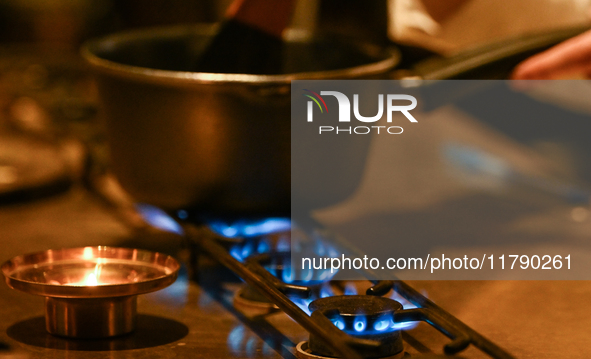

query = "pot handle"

[388,25,591,111]
[396,25,591,81]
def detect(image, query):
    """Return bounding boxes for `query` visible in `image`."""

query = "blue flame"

[208,218,291,238]
[257,239,271,254]
[241,243,254,259]
[135,204,183,235]
[228,234,291,263]
[276,236,290,252]
[293,298,314,315]
[327,313,400,335]
[388,291,425,330]
[229,246,243,261]
[344,283,357,295]
[353,316,367,333]
[332,318,345,330]
[291,286,428,334]
[222,226,239,237]
[389,318,415,331]
[390,292,419,310]
[374,315,391,332]
[320,284,334,298]
[282,267,293,284]
[293,267,336,284]
[301,266,314,282]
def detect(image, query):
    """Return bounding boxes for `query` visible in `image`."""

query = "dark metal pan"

[82,24,589,217]
[82,25,400,217]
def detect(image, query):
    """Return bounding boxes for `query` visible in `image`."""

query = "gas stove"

[181,218,514,359]
[3,193,591,359]
[2,42,591,359]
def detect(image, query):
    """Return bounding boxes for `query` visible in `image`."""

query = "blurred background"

[0,0,590,260]
[0,0,590,273]
[0,0,589,203]
[1,2,591,359]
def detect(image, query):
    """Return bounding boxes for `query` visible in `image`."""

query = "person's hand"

[512,29,591,79]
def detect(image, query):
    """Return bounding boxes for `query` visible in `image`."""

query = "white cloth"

[389,0,591,54]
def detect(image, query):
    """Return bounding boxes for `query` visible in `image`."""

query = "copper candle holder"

[1,246,180,338]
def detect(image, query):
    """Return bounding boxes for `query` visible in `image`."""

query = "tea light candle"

[1,246,180,338]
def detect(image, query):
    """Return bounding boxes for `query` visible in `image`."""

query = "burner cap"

[309,295,402,318]
[308,295,404,358]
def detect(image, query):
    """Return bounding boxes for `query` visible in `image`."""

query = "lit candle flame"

[84,272,98,286]
[83,263,102,286]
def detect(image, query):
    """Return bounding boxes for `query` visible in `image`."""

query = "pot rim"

[81,24,400,86]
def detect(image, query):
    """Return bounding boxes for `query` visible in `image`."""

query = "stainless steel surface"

[45,296,136,338]
[81,25,400,215]
[2,245,179,338]
[0,189,591,358]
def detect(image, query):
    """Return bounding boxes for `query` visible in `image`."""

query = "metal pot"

[81,25,400,216]
[82,24,589,217]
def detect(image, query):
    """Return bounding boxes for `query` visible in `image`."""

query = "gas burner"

[231,252,301,317]
[187,224,515,359]
[206,217,291,239]
[233,279,341,317]
[227,232,291,262]
[232,251,338,317]
[306,295,405,358]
